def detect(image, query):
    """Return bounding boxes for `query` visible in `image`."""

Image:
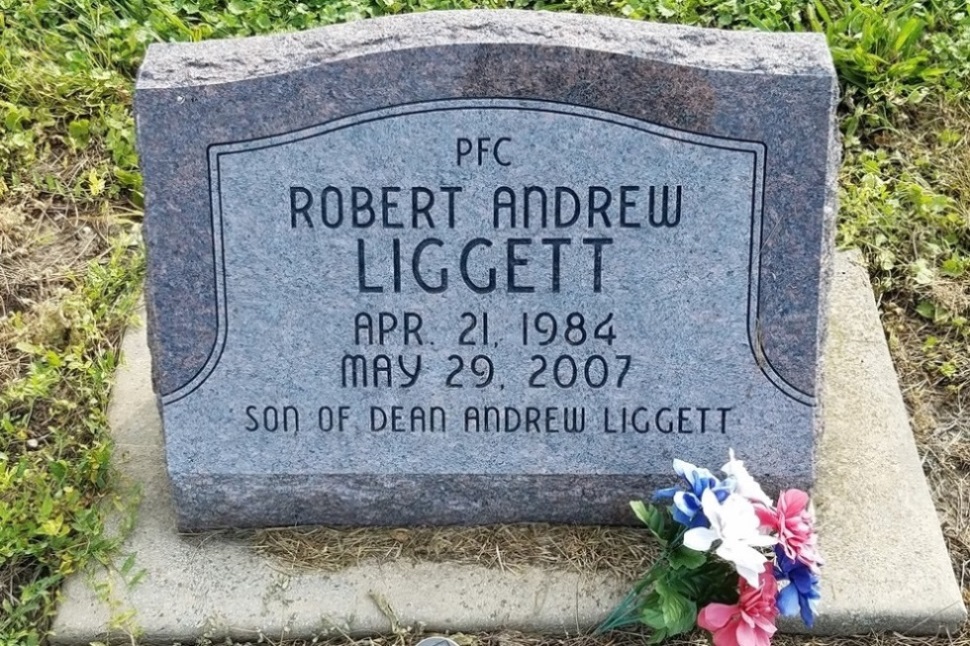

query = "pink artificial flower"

[698,564,779,646]
[756,489,821,572]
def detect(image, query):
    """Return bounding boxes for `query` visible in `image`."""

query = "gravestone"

[135,9,839,530]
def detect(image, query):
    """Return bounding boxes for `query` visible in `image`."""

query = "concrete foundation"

[51,251,966,644]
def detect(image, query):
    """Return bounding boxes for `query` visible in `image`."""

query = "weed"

[1,233,144,643]
[839,100,970,388]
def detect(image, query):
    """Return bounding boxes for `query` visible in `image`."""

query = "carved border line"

[161,98,814,407]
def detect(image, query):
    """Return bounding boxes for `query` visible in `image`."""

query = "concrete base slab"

[51,251,966,644]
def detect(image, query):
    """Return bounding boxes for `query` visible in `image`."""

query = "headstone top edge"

[136,9,835,89]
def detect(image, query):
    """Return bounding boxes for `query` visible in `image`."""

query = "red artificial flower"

[755,489,821,572]
[698,564,778,646]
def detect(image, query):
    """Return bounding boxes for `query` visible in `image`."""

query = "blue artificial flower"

[774,545,821,627]
[653,459,736,528]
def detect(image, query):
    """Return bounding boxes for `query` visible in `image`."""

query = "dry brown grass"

[183,628,970,646]
[0,195,114,386]
[253,524,660,577]
[889,309,970,598]
[877,101,970,610]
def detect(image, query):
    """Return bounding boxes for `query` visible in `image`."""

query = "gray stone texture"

[135,10,839,529]
[50,252,966,644]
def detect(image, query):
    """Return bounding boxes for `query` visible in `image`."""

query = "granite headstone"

[135,10,839,530]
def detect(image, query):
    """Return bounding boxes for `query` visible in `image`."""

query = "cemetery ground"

[0,0,968,644]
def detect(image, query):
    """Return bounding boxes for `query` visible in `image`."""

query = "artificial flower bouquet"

[597,451,821,646]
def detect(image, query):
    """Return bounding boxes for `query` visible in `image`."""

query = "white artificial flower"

[721,448,772,505]
[673,458,714,486]
[683,488,777,586]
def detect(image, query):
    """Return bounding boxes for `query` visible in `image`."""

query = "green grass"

[0,229,144,644]
[1,0,969,643]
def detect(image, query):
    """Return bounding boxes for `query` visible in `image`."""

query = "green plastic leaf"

[630,500,651,525]
[640,602,667,630]
[629,500,666,544]
[659,588,697,636]
[668,546,707,570]
[687,560,742,605]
